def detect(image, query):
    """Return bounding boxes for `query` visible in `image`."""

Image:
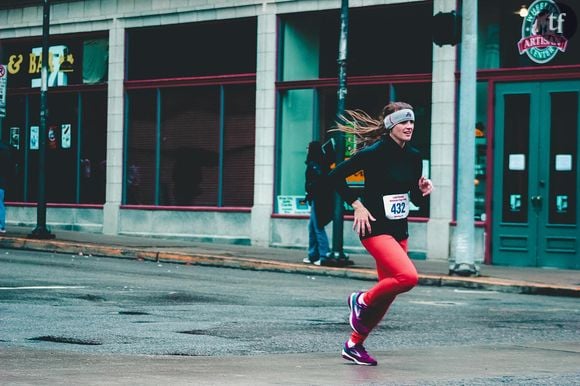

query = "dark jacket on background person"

[0,141,13,190]
[305,145,333,228]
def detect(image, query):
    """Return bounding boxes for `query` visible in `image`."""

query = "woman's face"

[389,120,414,147]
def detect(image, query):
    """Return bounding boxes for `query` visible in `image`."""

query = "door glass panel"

[549,92,577,225]
[502,94,530,223]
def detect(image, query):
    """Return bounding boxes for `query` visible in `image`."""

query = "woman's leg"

[307,208,319,260]
[349,236,416,345]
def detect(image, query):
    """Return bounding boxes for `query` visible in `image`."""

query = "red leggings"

[350,235,418,344]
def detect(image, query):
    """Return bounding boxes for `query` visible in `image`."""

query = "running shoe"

[302,257,318,264]
[348,291,370,335]
[341,342,377,366]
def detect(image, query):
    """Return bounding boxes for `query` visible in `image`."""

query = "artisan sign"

[518,0,569,63]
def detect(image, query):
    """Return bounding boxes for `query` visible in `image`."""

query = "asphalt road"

[1,249,579,385]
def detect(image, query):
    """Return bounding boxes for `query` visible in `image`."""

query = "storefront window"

[127,19,256,80]
[279,3,433,81]
[125,85,255,207]
[276,83,431,217]
[276,4,433,217]
[1,33,108,205]
[125,20,257,208]
[1,91,107,204]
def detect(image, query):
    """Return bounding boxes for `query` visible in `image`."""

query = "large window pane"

[277,89,316,204]
[127,19,257,80]
[126,90,156,205]
[159,87,220,206]
[280,4,432,81]
[80,91,107,204]
[222,85,256,207]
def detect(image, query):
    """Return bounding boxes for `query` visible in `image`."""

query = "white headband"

[383,109,415,130]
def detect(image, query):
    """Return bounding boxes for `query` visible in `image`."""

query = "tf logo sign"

[517,0,571,63]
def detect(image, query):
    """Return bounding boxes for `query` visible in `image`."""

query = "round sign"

[518,0,568,64]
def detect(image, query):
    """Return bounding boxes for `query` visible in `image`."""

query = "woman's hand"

[419,176,434,196]
[351,200,376,237]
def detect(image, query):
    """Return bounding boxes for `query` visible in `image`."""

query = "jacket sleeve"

[327,151,366,205]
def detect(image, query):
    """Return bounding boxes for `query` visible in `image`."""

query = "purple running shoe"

[348,291,370,335]
[341,342,377,366]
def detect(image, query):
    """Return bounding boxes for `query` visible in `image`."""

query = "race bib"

[383,193,410,220]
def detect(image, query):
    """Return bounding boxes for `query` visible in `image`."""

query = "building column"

[103,18,124,235]
[251,8,277,247]
[427,0,457,260]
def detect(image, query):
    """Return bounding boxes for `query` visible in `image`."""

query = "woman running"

[328,101,433,366]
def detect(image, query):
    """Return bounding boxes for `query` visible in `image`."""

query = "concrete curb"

[1,236,578,298]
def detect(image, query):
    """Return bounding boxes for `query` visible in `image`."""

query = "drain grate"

[29,336,102,345]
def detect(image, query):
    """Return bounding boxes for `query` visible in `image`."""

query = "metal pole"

[30,0,54,239]
[331,0,349,260]
[450,0,477,275]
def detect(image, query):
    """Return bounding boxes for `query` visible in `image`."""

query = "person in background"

[303,141,334,266]
[0,140,14,234]
[328,102,433,366]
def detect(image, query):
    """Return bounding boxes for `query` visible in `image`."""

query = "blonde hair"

[334,101,413,152]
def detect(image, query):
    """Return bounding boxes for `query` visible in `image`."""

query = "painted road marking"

[0,286,86,290]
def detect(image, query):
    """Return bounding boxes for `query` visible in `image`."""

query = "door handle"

[530,195,542,207]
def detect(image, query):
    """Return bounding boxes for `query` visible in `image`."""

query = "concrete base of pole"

[28,226,55,240]
[449,262,480,277]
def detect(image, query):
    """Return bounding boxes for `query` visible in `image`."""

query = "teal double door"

[493,81,579,269]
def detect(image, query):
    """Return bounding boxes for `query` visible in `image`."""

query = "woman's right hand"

[351,200,376,237]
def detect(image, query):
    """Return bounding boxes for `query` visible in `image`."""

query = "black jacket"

[305,160,333,228]
[328,135,427,241]
[0,141,13,190]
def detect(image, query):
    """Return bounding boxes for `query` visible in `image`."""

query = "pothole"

[29,336,102,345]
[119,311,150,315]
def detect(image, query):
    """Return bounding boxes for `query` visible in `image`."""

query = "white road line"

[454,289,499,294]
[0,286,86,290]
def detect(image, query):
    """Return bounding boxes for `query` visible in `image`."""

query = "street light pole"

[331,0,349,260]
[450,0,477,275]
[29,0,54,239]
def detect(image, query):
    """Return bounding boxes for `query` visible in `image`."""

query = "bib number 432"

[383,193,410,220]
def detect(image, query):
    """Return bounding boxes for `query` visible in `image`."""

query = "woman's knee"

[396,270,419,292]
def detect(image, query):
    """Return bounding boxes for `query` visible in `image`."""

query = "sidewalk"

[0,226,578,297]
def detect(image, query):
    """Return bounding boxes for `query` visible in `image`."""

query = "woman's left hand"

[418,176,433,196]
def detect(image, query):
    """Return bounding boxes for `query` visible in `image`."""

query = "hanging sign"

[517,0,569,64]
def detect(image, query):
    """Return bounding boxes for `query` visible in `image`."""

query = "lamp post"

[29,0,54,239]
[450,0,477,275]
[331,0,349,261]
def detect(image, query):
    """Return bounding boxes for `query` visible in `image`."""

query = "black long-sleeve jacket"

[328,135,427,241]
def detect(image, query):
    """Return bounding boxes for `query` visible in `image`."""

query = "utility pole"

[331,0,349,261]
[29,0,54,239]
[450,1,477,275]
